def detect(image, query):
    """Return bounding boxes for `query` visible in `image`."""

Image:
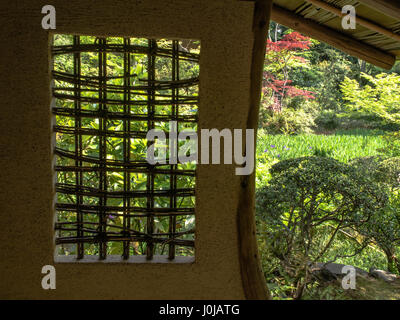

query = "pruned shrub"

[256,156,387,299]
[261,108,316,135]
[351,156,400,273]
[351,156,400,190]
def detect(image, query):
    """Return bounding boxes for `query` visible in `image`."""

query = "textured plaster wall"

[0,0,255,299]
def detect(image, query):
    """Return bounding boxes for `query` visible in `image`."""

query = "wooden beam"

[271,4,396,69]
[358,0,400,21]
[306,0,400,43]
[237,0,273,300]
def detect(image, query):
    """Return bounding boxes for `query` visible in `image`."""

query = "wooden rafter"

[305,0,400,43]
[271,4,396,69]
[358,0,400,21]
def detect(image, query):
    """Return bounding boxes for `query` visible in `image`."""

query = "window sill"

[54,255,195,264]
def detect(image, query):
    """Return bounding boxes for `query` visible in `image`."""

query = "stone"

[369,268,398,282]
[312,262,368,277]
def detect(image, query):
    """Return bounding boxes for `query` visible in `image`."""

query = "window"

[52,35,199,261]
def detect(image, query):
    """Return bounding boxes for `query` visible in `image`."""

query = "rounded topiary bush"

[377,157,400,189]
[256,156,388,298]
[351,156,400,190]
[257,157,387,228]
[350,156,400,274]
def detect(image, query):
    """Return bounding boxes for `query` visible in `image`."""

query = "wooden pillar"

[237,0,273,300]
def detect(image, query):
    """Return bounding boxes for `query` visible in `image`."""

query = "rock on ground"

[311,262,369,277]
[369,268,398,282]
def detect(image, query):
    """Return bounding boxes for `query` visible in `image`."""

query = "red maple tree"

[263,31,315,112]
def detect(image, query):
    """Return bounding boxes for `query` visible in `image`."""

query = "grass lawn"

[256,128,386,164]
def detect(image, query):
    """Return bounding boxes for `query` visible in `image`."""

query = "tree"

[263,31,315,113]
[351,156,400,273]
[256,157,387,299]
[340,73,400,125]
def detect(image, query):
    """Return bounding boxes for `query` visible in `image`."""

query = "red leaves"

[263,31,315,110]
[266,31,311,52]
[263,73,315,100]
[286,86,315,99]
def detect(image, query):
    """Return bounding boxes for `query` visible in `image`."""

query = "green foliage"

[260,107,316,135]
[351,156,400,273]
[377,157,400,189]
[296,43,353,112]
[359,195,400,273]
[264,23,400,134]
[256,156,387,299]
[256,133,400,298]
[54,35,199,257]
[257,22,400,299]
[314,110,339,131]
[379,131,400,157]
[256,152,278,189]
[341,73,400,125]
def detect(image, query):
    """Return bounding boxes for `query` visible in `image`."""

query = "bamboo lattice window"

[52,35,199,261]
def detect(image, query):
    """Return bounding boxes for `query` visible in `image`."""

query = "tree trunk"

[384,249,398,274]
[293,280,305,300]
[392,254,400,275]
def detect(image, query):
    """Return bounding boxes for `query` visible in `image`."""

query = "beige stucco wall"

[0,0,255,299]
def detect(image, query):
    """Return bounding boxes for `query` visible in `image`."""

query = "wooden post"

[237,0,273,300]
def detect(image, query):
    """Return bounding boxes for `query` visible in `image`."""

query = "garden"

[255,22,400,299]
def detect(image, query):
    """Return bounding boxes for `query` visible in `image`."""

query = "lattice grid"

[52,35,199,260]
